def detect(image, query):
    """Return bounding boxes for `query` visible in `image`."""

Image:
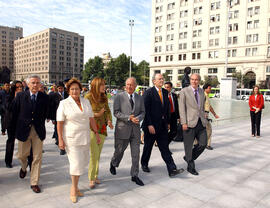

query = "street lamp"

[129,19,134,78]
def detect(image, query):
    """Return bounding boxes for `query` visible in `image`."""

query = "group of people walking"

[0,71,264,203]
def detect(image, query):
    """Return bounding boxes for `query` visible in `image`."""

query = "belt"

[205,111,209,113]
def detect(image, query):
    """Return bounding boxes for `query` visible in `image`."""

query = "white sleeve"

[85,99,94,118]
[56,101,65,121]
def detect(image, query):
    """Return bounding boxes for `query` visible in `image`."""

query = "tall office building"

[14,28,84,83]
[0,26,23,78]
[150,0,270,88]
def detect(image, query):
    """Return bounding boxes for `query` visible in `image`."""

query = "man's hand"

[148,125,156,134]
[131,117,139,124]
[182,124,188,131]
[168,124,170,130]
[214,114,220,119]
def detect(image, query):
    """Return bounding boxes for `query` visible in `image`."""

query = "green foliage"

[202,76,219,87]
[162,71,170,82]
[84,53,150,88]
[82,56,104,83]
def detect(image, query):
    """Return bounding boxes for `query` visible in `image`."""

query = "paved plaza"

[0,115,270,208]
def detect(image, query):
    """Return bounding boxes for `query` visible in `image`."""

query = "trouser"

[141,122,177,174]
[183,119,207,169]
[88,131,106,181]
[1,112,6,133]
[206,120,212,147]
[5,128,15,165]
[250,111,262,136]
[168,112,178,144]
[17,126,43,185]
[111,130,140,177]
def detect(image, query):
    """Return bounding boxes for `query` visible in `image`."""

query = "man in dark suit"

[179,73,207,176]
[0,81,10,135]
[13,75,49,193]
[141,73,184,177]
[48,82,68,155]
[110,77,145,186]
[164,81,181,143]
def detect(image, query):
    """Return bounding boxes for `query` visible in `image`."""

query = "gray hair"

[26,74,41,84]
[190,73,201,81]
[126,77,137,86]
[152,73,162,82]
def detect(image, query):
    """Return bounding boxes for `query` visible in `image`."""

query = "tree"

[82,56,104,83]
[134,60,149,86]
[162,71,170,82]
[202,76,219,87]
[232,71,243,88]
[105,53,136,87]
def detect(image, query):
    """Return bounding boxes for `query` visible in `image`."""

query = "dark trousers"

[168,112,178,144]
[250,111,262,136]
[5,128,15,165]
[1,112,6,133]
[111,131,140,177]
[141,122,177,173]
[183,119,207,169]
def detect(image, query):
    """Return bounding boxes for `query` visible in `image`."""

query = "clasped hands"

[129,115,139,124]
[252,106,260,113]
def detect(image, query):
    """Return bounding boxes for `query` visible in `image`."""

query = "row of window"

[153,46,270,62]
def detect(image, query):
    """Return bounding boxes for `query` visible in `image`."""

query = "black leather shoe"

[169,168,184,177]
[19,168,27,179]
[31,185,41,193]
[206,146,213,150]
[6,163,13,168]
[131,176,144,186]
[183,156,187,163]
[187,167,199,175]
[60,149,66,155]
[110,162,116,175]
[141,165,150,173]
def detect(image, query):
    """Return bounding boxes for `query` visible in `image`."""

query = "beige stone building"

[150,0,270,88]
[14,28,84,83]
[0,26,23,78]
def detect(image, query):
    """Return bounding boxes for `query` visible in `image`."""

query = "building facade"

[14,28,84,83]
[0,26,23,79]
[150,0,270,88]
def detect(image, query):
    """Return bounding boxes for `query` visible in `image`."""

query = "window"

[156,16,163,22]
[254,20,259,29]
[167,2,175,10]
[209,51,219,58]
[179,21,188,28]
[193,18,202,26]
[253,34,258,42]
[179,43,187,50]
[179,32,187,39]
[227,68,236,73]
[267,47,270,57]
[167,23,175,31]
[166,34,174,41]
[167,13,174,20]
[247,21,252,29]
[266,66,270,73]
[208,68,218,73]
[180,10,188,17]
[246,35,252,43]
[178,54,187,60]
[254,6,260,15]
[192,69,200,73]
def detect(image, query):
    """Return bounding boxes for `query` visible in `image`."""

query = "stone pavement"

[0,116,270,208]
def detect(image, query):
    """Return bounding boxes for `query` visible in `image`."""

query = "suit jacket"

[12,91,49,142]
[57,96,93,146]
[142,87,170,132]
[170,92,180,119]
[48,92,62,121]
[179,86,207,128]
[114,92,145,140]
[249,94,264,111]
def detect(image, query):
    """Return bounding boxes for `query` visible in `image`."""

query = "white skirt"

[65,144,90,175]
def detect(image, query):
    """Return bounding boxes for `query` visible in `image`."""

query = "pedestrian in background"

[249,85,264,138]
[4,81,23,168]
[0,81,10,135]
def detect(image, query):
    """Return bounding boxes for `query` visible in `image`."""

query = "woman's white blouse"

[57,96,93,146]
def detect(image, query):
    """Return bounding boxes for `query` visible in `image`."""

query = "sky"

[0,0,152,63]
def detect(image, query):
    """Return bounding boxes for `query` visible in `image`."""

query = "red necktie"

[169,94,174,113]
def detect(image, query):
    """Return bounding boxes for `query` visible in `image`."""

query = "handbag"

[174,123,183,142]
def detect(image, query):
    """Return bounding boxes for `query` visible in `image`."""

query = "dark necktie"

[195,89,199,104]
[130,94,134,109]
[31,94,36,111]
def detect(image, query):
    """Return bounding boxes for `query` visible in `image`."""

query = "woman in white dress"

[57,78,100,203]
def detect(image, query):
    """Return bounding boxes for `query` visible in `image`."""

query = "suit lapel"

[152,87,162,107]
[188,86,198,108]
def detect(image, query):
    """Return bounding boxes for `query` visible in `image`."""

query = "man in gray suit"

[179,73,207,175]
[110,77,145,186]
